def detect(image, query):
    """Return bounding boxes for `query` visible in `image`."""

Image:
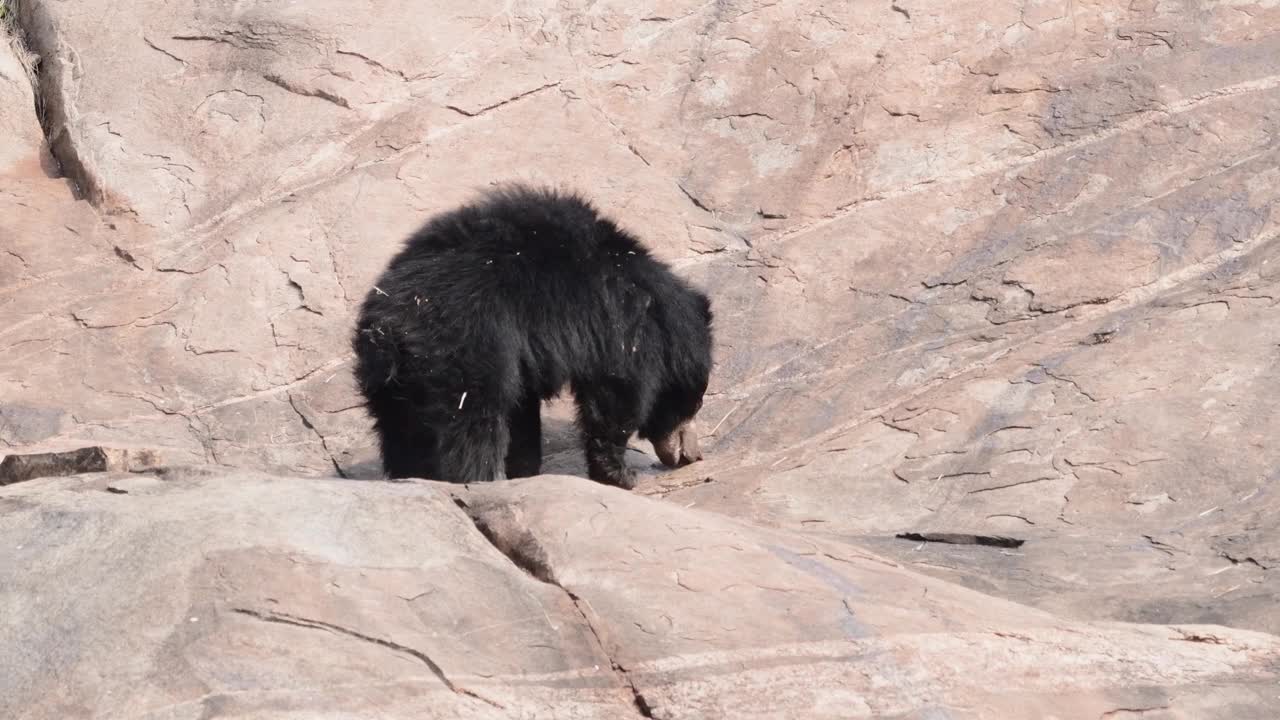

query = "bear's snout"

[654,420,703,468]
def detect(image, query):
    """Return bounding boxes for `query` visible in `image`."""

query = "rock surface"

[0,445,164,485]
[3,469,1279,719]
[4,0,1280,715]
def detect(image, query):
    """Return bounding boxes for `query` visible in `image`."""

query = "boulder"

[0,446,164,485]
[1,469,1276,718]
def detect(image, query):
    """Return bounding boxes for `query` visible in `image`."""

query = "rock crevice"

[452,493,656,718]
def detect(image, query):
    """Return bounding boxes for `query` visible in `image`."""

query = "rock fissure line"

[3,1,43,128]
[699,231,1280,485]
[761,70,1280,254]
[452,497,655,718]
[566,589,656,719]
[230,607,503,709]
[286,392,348,478]
[445,81,562,118]
[9,0,105,204]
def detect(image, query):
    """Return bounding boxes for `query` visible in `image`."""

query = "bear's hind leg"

[505,387,543,479]
[379,424,438,480]
[437,414,511,483]
[367,391,439,480]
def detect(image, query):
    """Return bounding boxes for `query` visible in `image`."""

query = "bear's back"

[405,185,645,266]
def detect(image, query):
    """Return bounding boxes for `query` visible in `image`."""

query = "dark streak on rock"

[676,182,714,213]
[113,246,144,270]
[263,73,351,109]
[895,532,1025,549]
[444,81,561,118]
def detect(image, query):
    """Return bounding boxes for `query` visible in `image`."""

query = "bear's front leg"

[573,379,639,490]
[583,432,636,490]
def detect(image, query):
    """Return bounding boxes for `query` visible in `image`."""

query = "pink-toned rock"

[3,469,1278,719]
[4,0,1280,715]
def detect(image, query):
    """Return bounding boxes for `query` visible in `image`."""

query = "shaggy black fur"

[351,184,713,489]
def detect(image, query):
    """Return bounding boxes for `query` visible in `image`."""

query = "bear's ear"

[595,218,620,239]
[698,292,713,324]
[596,217,646,253]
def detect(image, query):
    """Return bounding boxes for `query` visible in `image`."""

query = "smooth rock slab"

[5,467,1270,719]
[0,468,621,719]
[457,475,1280,719]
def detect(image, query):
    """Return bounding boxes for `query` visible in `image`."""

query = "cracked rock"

[0,446,164,485]
[4,469,1280,719]
[5,1,1280,717]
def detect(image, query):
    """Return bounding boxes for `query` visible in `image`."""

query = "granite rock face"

[3,469,1279,719]
[3,0,1280,716]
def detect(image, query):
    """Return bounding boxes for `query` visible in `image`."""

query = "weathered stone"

[0,405,64,446]
[0,446,164,485]
[4,0,1280,715]
[0,470,624,718]
[2,469,1277,719]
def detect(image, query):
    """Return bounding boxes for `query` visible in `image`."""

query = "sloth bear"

[351,184,713,490]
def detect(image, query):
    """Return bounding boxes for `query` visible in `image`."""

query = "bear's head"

[640,290,713,468]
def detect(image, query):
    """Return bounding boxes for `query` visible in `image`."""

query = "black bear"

[351,183,713,490]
